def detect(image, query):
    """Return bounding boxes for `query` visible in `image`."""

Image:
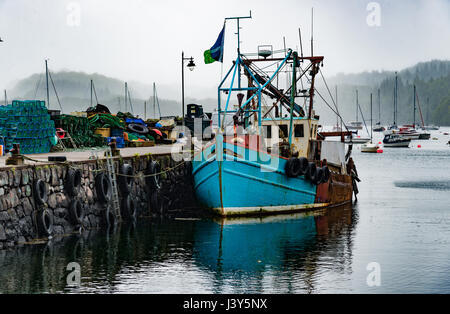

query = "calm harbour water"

[0,128,449,294]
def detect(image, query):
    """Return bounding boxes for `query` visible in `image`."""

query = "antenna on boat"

[298,28,304,60]
[45,59,50,109]
[311,7,314,57]
[225,11,252,89]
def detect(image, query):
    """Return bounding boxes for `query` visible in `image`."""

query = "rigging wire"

[48,69,64,113]
[33,73,43,99]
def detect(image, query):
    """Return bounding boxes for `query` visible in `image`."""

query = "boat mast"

[378,88,381,124]
[394,72,398,126]
[45,59,50,109]
[413,85,416,128]
[225,11,252,89]
[370,93,373,141]
[356,89,359,122]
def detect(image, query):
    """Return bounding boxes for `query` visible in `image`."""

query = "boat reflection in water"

[0,205,356,293]
[193,204,357,293]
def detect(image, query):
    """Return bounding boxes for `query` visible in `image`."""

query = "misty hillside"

[315,60,450,126]
[8,71,217,118]
[6,60,450,126]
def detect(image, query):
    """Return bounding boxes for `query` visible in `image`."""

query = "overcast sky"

[1,0,449,99]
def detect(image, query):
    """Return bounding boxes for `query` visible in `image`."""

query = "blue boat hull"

[192,137,328,216]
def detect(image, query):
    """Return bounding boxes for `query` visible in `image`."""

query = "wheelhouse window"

[264,125,272,138]
[294,124,304,138]
[279,125,288,138]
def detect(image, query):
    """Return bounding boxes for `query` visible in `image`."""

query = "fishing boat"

[361,94,379,153]
[383,134,411,148]
[192,15,356,216]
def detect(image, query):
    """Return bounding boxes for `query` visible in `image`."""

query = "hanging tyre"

[314,167,324,185]
[95,172,112,203]
[298,157,309,176]
[33,179,48,205]
[65,168,82,197]
[184,160,193,178]
[121,194,137,220]
[305,162,317,183]
[127,123,149,134]
[103,206,117,227]
[321,166,330,183]
[69,199,85,225]
[37,209,54,237]
[118,163,134,195]
[285,158,301,178]
[145,161,161,190]
[150,190,164,215]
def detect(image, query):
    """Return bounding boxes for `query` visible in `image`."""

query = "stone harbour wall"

[0,154,197,250]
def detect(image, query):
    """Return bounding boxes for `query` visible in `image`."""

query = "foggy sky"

[1,0,449,100]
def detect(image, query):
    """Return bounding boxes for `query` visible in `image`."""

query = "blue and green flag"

[204,24,225,64]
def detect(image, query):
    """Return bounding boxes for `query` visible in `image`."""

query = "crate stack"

[0,100,56,154]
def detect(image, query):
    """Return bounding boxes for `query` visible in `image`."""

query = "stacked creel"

[0,100,56,154]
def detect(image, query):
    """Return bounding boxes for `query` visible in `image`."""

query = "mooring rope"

[21,155,188,178]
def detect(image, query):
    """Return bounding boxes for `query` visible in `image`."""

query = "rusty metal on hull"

[315,172,353,205]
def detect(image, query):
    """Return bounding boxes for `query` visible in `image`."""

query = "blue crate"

[106,137,125,148]
[125,118,146,125]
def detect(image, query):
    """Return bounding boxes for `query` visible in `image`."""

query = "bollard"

[6,143,25,165]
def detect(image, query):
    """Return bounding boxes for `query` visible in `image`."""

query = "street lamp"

[182,51,195,125]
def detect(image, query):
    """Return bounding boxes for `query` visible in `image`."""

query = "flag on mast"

[204,24,225,64]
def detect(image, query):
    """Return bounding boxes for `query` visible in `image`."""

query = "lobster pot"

[0,100,55,154]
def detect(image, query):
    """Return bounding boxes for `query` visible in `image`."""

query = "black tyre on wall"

[69,199,85,225]
[121,194,137,221]
[150,190,164,215]
[37,209,54,237]
[118,163,134,195]
[65,168,82,196]
[95,172,112,203]
[33,179,48,205]
[145,161,161,190]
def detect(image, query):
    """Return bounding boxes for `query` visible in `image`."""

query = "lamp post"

[181,51,195,125]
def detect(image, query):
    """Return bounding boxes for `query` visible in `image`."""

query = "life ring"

[121,194,137,220]
[65,168,82,196]
[127,123,149,134]
[298,157,309,176]
[321,166,330,183]
[305,162,317,183]
[118,163,133,195]
[285,158,302,178]
[145,161,161,189]
[314,167,324,185]
[33,179,48,205]
[37,209,54,236]
[69,199,85,225]
[150,190,164,215]
[95,172,112,203]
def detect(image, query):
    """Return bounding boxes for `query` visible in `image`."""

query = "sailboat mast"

[394,72,398,126]
[4,90,7,106]
[356,89,359,122]
[45,60,50,109]
[125,82,128,113]
[378,88,381,124]
[413,85,416,128]
[370,93,373,140]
